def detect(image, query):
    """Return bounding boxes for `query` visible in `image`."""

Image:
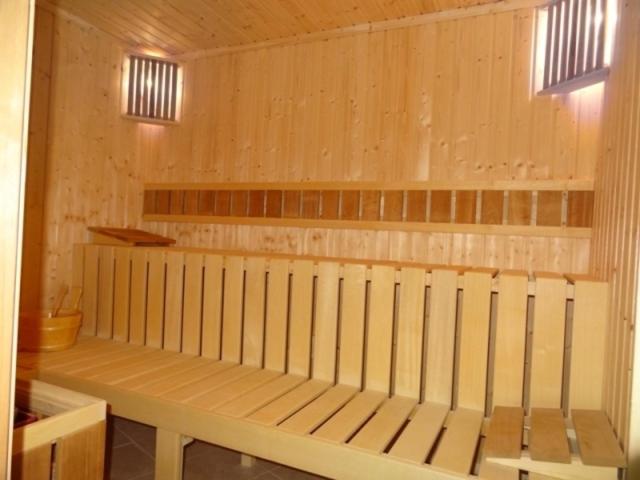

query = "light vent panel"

[124,55,181,122]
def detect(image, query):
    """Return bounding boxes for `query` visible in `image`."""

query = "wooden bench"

[18,244,626,480]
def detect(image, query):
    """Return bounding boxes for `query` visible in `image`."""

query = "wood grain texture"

[394,268,426,399]
[529,275,566,408]
[33,6,599,316]
[338,264,367,388]
[56,421,105,480]
[312,262,340,383]
[44,0,504,55]
[483,407,524,458]
[424,269,458,405]
[569,279,608,410]
[365,265,396,393]
[11,445,51,480]
[457,271,493,411]
[529,408,571,463]
[492,272,528,407]
[571,410,626,467]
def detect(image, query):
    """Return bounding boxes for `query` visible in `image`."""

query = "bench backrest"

[72,244,609,415]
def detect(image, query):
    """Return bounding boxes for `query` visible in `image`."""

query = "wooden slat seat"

[17,245,625,480]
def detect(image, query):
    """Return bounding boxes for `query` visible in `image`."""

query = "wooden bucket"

[18,309,82,352]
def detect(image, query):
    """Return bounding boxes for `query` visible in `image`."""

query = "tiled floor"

[106,416,325,480]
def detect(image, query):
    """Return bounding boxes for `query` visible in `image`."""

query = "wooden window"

[123,55,182,122]
[538,0,611,95]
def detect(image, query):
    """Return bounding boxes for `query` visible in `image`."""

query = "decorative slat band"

[142,183,594,236]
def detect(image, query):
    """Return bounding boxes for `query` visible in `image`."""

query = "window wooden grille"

[539,0,609,95]
[125,55,181,122]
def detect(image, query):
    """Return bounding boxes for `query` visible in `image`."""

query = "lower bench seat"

[18,337,624,480]
[26,246,625,479]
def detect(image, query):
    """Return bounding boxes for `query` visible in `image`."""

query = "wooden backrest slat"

[338,264,367,388]
[97,246,115,339]
[423,269,458,406]
[221,256,244,363]
[112,248,131,342]
[182,253,204,355]
[81,245,99,336]
[288,260,315,377]
[530,274,567,408]
[569,279,608,410]
[492,272,529,407]
[75,245,611,414]
[365,265,396,393]
[264,258,290,371]
[164,251,184,352]
[312,262,341,383]
[457,271,493,411]
[394,267,426,399]
[146,250,166,349]
[201,254,223,359]
[242,257,267,367]
[128,249,148,346]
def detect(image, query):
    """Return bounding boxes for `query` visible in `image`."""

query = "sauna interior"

[2,0,640,478]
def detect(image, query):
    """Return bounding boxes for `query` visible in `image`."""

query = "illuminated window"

[122,55,183,123]
[536,0,616,95]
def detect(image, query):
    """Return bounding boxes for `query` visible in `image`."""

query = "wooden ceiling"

[42,0,499,56]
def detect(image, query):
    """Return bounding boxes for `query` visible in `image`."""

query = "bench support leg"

[155,428,184,480]
[240,454,256,468]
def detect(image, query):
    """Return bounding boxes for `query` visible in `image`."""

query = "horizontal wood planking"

[144,213,591,238]
[42,0,534,57]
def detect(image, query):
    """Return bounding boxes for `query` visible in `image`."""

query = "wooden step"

[572,410,626,467]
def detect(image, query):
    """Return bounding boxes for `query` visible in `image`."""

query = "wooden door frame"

[0,0,35,476]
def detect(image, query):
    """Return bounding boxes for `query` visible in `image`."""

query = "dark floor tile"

[184,447,271,480]
[108,443,155,480]
[269,465,326,480]
[113,416,156,457]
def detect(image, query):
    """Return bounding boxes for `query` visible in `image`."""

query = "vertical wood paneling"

[201,254,223,359]
[529,274,566,409]
[312,262,340,383]
[338,264,367,388]
[394,267,426,399]
[457,271,493,411]
[182,253,203,355]
[492,272,528,407]
[423,269,459,405]
[222,256,244,363]
[56,421,105,480]
[146,250,166,348]
[264,258,290,371]
[112,247,131,342]
[129,249,148,346]
[35,7,601,310]
[81,246,99,336]
[590,0,640,457]
[20,7,53,313]
[365,265,396,393]
[242,257,267,367]
[288,260,314,377]
[163,251,184,351]
[96,246,115,338]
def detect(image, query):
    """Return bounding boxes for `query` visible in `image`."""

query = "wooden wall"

[590,0,640,459]
[21,7,53,311]
[0,0,34,473]
[31,4,603,307]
